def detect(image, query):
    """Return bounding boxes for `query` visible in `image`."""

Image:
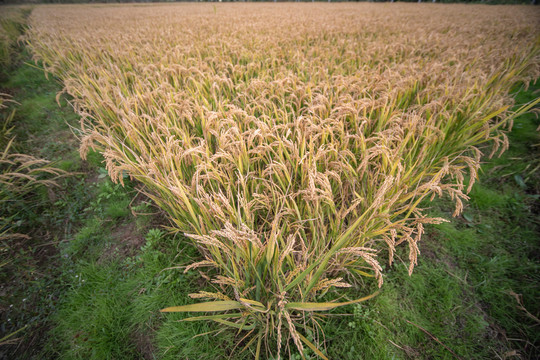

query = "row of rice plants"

[26,3,539,358]
[0,9,68,346]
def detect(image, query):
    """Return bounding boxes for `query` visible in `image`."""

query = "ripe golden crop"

[26,3,539,358]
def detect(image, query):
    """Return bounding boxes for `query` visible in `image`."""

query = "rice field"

[25,3,540,359]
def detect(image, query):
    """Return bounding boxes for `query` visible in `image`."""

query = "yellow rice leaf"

[286,290,380,311]
[297,332,329,360]
[160,300,243,313]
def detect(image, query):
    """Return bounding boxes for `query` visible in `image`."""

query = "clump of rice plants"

[0,94,67,241]
[26,3,540,358]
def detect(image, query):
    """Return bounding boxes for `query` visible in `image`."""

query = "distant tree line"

[0,0,537,6]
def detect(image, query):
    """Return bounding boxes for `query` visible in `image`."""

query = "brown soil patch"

[131,328,156,360]
[99,222,145,263]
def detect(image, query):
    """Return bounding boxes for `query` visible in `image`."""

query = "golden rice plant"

[26,3,540,358]
[0,93,67,242]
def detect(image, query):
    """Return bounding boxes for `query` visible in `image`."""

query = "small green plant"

[347,304,377,340]
[142,228,164,252]
[85,178,132,219]
[131,201,154,230]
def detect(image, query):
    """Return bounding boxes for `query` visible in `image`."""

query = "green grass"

[8,64,80,161]
[0,7,31,80]
[47,262,137,359]
[45,224,241,360]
